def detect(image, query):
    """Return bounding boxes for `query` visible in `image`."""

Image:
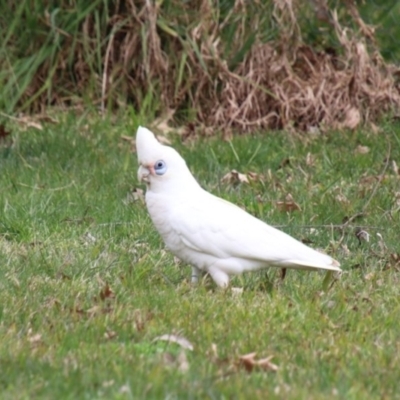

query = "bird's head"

[136,126,199,193]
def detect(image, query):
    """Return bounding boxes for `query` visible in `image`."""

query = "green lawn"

[1,113,400,399]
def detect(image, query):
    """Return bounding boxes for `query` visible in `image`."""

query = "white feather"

[136,126,341,287]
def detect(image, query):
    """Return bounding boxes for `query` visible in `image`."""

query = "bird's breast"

[144,190,220,270]
[145,192,185,251]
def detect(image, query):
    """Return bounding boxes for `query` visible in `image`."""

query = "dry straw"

[11,0,400,131]
[208,0,400,131]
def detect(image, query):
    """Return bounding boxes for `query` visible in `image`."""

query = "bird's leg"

[191,266,201,284]
[280,268,287,280]
[208,267,230,288]
[322,270,341,291]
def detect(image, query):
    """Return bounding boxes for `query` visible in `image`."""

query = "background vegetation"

[1,0,399,131]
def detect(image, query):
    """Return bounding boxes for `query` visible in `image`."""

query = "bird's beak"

[138,165,155,183]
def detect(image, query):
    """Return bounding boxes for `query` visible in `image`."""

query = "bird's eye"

[154,160,167,175]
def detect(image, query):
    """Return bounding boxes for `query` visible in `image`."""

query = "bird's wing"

[169,191,340,271]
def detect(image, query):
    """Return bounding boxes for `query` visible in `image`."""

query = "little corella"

[136,126,341,287]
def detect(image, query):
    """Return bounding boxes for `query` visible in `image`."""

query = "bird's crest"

[136,126,163,162]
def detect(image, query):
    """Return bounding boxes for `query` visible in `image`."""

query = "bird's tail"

[283,258,341,272]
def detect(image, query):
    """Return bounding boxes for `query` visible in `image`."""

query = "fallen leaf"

[221,170,249,184]
[28,332,42,344]
[355,228,370,244]
[104,330,118,340]
[124,188,144,204]
[355,145,370,154]
[153,334,194,351]
[276,193,301,212]
[238,352,278,372]
[99,283,115,301]
[343,107,361,130]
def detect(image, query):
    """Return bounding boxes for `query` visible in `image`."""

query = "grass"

[1,113,400,399]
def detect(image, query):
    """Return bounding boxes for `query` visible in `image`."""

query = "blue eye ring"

[154,160,167,175]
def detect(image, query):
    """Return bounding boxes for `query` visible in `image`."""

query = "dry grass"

[5,0,400,131]
[205,1,400,132]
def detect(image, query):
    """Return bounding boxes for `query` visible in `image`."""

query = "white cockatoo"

[136,126,341,287]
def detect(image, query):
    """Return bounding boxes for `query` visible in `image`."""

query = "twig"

[17,182,75,191]
[101,31,115,115]
[273,224,383,230]
[97,222,135,227]
[341,212,364,228]
[0,112,22,121]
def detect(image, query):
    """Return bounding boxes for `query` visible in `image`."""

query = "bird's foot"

[191,266,201,284]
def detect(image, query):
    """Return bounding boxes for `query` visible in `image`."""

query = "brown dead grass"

[209,2,400,132]
[212,40,400,132]
[16,0,400,132]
